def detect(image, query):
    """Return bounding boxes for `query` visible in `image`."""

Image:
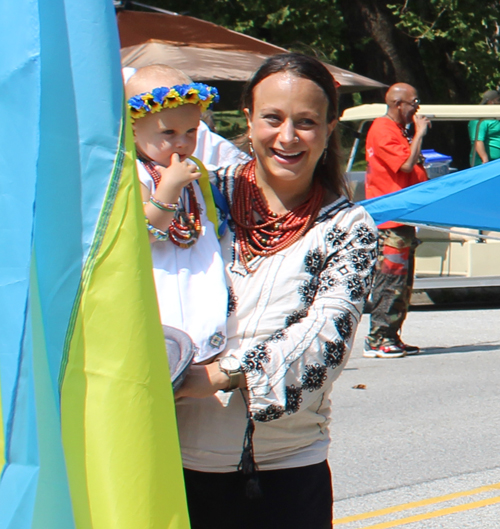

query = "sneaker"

[363,339,406,358]
[395,339,420,356]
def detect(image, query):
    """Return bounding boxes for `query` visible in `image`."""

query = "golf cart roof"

[340,103,500,122]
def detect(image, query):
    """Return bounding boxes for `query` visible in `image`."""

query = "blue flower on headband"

[207,86,220,104]
[128,95,148,111]
[175,84,191,98]
[152,86,170,104]
[195,83,212,101]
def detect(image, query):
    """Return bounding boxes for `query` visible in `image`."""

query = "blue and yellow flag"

[0,0,190,527]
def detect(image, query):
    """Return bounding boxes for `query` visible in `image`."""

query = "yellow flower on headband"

[164,88,184,108]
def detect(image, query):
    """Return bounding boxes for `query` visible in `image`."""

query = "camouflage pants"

[367,226,419,347]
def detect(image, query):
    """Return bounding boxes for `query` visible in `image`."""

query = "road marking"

[350,496,500,528]
[334,482,500,525]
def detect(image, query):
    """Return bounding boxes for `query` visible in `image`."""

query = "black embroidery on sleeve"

[304,249,324,275]
[318,271,338,294]
[349,249,372,272]
[285,308,309,327]
[253,404,285,422]
[334,312,353,340]
[285,385,303,414]
[247,209,377,424]
[325,253,345,268]
[298,277,319,305]
[242,343,271,373]
[268,329,287,343]
[325,226,348,249]
[355,224,377,246]
[344,274,366,302]
[323,340,346,368]
[301,364,328,392]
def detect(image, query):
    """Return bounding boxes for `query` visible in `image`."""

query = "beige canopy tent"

[121,42,270,83]
[117,9,386,93]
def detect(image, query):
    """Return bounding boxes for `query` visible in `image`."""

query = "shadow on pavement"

[418,342,500,355]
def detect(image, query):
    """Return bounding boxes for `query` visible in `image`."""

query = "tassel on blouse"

[238,417,262,499]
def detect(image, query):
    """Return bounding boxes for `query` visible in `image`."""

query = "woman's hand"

[175,362,230,399]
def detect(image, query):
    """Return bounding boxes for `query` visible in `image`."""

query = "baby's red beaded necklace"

[144,161,202,248]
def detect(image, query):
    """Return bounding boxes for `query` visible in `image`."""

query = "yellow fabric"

[61,116,190,529]
[189,155,219,237]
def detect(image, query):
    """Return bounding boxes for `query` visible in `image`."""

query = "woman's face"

[245,72,336,188]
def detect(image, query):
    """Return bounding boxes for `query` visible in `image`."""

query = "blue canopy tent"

[362,159,500,232]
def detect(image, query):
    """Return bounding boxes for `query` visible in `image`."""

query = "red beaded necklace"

[231,160,323,271]
[143,161,202,248]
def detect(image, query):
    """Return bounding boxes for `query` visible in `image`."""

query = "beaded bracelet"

[145,217,169,241]
[150,196,178,212]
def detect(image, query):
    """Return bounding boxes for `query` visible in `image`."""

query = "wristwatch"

[218,356,243,392]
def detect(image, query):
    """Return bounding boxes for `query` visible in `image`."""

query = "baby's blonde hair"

[125,64,193,100]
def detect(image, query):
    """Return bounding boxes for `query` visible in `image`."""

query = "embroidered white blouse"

[176,164,378,472]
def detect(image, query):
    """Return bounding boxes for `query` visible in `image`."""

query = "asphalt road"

[328,306,500,528]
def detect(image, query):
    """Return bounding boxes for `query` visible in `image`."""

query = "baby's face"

[133,104,201,167]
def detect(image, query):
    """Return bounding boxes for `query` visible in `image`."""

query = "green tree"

[128,0,500,167]
[338,0,500,167]
[149,0,499,103]
[363,0,500,102]
[152,0,348,64]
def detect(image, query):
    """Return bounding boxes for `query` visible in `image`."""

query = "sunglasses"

[399,98,421,108]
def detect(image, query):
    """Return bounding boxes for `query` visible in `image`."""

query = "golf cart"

[339,104,500,300]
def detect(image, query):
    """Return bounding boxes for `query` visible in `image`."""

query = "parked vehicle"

[339,104,500,298]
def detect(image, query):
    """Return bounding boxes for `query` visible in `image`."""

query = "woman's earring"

[322,147,328,164]
[248,137,255,157]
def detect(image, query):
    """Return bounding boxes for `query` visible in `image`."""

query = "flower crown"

[128,83,219,121]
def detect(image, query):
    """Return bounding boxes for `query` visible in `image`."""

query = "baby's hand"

[156,153,201,195]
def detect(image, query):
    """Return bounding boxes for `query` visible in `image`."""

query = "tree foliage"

[386,1,500,100]
[154,0,347,64]
[147,0,499,102]
[135,0,500,167]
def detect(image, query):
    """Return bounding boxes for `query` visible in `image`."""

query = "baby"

[126,65,228,363]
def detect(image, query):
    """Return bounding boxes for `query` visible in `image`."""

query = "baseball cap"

[480,90,500,104]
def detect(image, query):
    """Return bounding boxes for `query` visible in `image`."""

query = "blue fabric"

[0,0,40,426]
[0,0,123,526]
[211,183,230,236]
[361,159,500,231]
[0,2,41,526]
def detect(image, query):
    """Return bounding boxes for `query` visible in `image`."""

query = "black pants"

[184,461,333,529]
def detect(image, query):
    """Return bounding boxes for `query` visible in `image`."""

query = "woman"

[175,53,378,529]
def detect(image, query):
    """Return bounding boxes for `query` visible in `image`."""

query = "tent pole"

[345,121,367,172]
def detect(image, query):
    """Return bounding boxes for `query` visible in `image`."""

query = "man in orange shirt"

[364,83,431,358]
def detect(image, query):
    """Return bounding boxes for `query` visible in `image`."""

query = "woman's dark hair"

[242,53,350,199]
